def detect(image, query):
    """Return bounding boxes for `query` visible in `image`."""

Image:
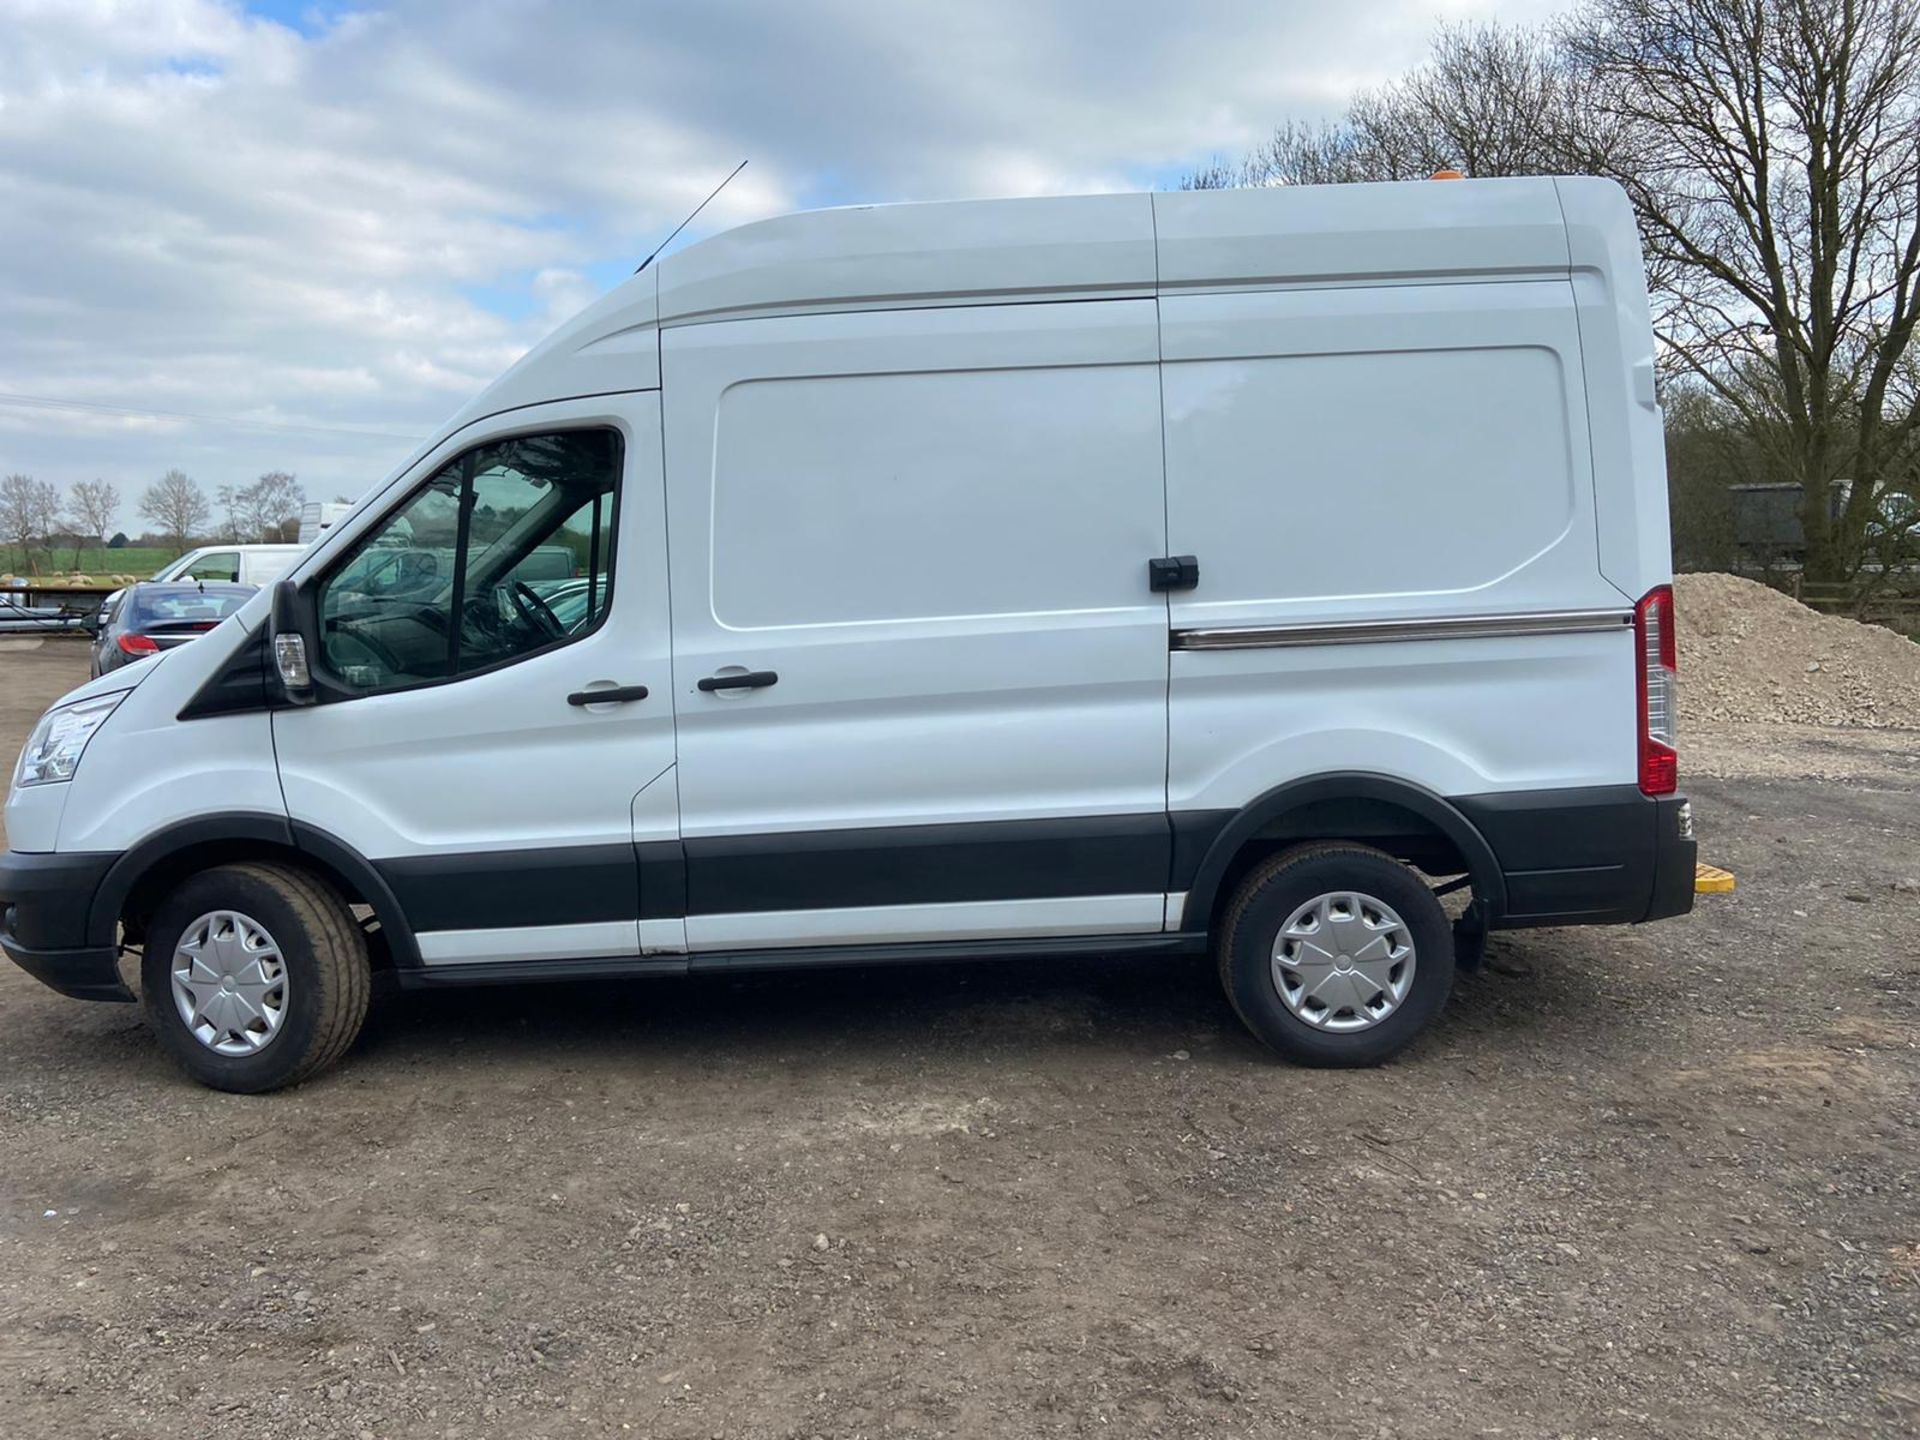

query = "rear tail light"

[1634,585,1677,795]
[116,632,159,657]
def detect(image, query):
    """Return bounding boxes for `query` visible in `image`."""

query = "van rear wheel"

[140,862,371,1093]
[1216,843,1453,1066]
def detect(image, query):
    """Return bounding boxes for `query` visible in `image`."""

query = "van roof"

[453,176,1623,432]
[657,176,1572,324]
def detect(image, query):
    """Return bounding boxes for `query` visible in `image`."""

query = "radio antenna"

[634,160,748,273]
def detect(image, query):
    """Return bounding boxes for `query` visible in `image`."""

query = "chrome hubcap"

[171,910,290,1056]
[1271,890,1416,1032]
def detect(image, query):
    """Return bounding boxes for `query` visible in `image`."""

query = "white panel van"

[1,178,1697,1091]
[297,502,357,545]
[151,543,307,588]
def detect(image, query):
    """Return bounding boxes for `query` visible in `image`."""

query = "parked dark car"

[88,581,256,678]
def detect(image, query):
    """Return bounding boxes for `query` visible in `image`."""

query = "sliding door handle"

[697,669,779,692]
[568,684,649,706]
[1148,555,1200,592]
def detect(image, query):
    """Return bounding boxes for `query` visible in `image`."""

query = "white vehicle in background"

[150,544,306,588]
[3,176,1700,1092]
[88,544,309,637]
[298,502,356,545]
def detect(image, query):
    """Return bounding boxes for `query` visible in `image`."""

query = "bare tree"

[1662,384,1763,571]
[139,469,211,554]
[1564,0,1920,580]
[211,471,305,542]
[239,471,305,542]
[1184,24,1585,189]
[66,479,121,569]
[0,473,63,574]
[1184,3,1920,581]
[213,484,244,544]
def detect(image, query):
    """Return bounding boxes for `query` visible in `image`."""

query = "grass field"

[0,545,176,578]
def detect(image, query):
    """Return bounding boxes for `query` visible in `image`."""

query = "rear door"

[661,301,1173,951]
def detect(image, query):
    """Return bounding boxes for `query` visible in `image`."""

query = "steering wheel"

[509,580,565,640]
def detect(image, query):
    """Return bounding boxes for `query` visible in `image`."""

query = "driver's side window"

[315,428,620,694]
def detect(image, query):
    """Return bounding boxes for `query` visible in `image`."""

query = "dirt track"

[1,640,1917,1438]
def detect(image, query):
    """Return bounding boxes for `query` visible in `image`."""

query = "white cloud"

[0,0,1568,530]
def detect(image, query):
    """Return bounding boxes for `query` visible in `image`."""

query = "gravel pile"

[1676,571,1920,728]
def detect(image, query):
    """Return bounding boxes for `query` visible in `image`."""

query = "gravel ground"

[1,640,1917,1439]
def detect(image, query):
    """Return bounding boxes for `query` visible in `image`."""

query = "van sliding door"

[661,300,1174,952]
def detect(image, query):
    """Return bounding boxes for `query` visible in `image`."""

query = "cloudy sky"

[1,0,1561,534]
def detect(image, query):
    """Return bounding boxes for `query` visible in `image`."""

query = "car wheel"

[1216,842,1453,1067]
[140,862,372,1093]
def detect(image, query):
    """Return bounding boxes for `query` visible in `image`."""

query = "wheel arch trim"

[86,812,422,968]
[1177,772,1507,933]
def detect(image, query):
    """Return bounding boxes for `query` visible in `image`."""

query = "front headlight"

[14,693,126,788]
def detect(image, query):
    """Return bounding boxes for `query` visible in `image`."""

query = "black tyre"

[1216,843,1453,1066]
[140,862,372,1093]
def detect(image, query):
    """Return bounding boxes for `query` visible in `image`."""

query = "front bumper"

[0,849,131,1002]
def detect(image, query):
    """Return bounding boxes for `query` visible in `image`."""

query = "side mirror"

[269,579,316,706]
[80,609,102,636]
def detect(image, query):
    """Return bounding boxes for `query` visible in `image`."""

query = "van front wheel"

[140,862,371,1093]
[1216,843,1453,1066]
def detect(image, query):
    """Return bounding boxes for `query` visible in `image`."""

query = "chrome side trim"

[1171,609,1634,651]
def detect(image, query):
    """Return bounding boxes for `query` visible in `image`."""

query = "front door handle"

[567,684,650,706]
[697,669,779,692]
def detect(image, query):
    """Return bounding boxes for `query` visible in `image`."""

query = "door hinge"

[1147,555,1200,593]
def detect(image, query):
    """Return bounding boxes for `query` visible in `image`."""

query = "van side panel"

[1555,177,1671,602]
[1161,278,1637,814]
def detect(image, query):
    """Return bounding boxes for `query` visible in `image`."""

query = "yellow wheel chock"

[1694,863,1736,894]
